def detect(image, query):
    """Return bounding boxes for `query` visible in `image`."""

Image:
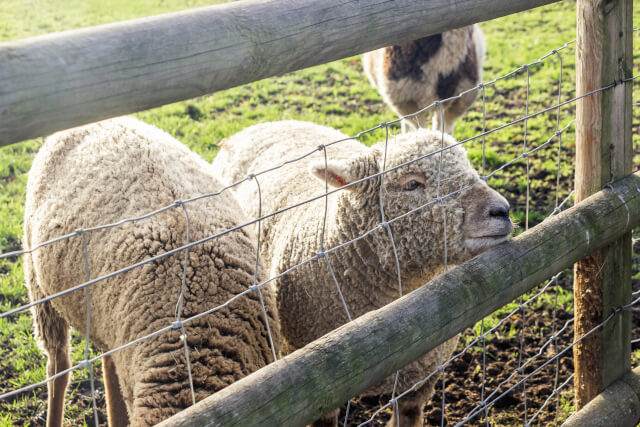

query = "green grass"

[1,0,640,425]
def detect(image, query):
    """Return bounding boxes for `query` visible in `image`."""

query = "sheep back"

[24,117,280,425]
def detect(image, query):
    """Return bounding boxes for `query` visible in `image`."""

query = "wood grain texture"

[157,171,640,427]
[0,0,560,146]
[562,366,640,427]
[574,0,633,409]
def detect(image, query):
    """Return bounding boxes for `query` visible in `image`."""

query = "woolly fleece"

[213,120,511,426]
[24,117,280,426]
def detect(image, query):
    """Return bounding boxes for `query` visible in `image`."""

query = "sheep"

[362,25,485,134]
[212,120,513,427]
[23,117,280,427]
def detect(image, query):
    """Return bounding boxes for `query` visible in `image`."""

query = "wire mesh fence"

[0,15,638,427]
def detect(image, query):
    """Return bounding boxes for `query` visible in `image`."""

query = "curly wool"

[363,25,485,134]
[213,120,505,425]
[24,117,280,426]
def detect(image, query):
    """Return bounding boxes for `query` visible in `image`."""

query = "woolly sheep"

[23,117,280,427]
[212,120,513,427]
[362,25,485,134]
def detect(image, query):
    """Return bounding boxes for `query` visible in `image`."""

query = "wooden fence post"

[574,0,633,410]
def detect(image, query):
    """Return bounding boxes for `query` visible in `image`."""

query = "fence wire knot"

[317,144,325,152]
[78,360,91,369]
[174,200,184,208]
[316,251,326,259]
[248,173,256,180]
[171,320,183,330]
[380,221,389,229]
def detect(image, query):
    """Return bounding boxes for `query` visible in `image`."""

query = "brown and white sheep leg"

[431,87,480,135]
[27,281,71,427]
[394,100,430,134]
[103,355,130,426]
[389,387,433,427]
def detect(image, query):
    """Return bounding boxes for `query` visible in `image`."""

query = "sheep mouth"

[464,234,510,253]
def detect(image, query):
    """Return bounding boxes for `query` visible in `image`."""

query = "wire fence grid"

[0,25,639,427]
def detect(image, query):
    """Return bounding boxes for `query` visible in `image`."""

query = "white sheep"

[23,117,280,427]
[362,25,485,134]
[212,120,512,427]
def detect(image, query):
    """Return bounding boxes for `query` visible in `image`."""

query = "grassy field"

[1,0,639,425]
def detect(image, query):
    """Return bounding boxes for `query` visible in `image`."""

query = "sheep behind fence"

[0,0,638,426]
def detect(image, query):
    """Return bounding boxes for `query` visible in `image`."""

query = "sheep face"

[310,129,512,288]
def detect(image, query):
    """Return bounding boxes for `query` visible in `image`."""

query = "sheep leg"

[387,387,432,427]
[310,408,339,427]
[33,299,71,427]
[433,88,480,135]
[23,252,71,427]
[24,251,71,427]
[431,110,455,135]
[394,100,427,133]
[103,355,130,426]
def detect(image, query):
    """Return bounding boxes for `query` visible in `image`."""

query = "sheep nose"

[489,202,510,219]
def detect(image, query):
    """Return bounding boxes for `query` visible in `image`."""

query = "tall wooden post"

[574,0,633,410]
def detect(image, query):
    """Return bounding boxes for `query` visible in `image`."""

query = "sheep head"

[309,128,513,289]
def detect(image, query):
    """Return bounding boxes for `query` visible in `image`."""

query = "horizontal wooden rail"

[562,366,640,427]
[0,0,559,146]
[157,172,640,426]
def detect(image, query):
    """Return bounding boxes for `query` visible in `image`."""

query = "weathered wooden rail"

[0,0,560,146]
[563,366,640,427]
[158,171,640,427]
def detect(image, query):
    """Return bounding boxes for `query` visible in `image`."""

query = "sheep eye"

[402,179,425,192]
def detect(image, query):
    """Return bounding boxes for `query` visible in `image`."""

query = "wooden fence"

[0,0,557,146]
[0,0,635,425]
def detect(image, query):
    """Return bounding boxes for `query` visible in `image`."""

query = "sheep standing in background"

[213,120,512,427]
[24,117,280,427]
[363,25,485,134]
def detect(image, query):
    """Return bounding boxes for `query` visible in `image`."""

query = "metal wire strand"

[519,64,531,425]
[79,230,99,427]
[551,47,564,426]
[250,174,278,363]
[319,145,356,426]
[174,201,196,406]
[376,123,407,426]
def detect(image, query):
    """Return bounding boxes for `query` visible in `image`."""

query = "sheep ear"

[309,159,361,191]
